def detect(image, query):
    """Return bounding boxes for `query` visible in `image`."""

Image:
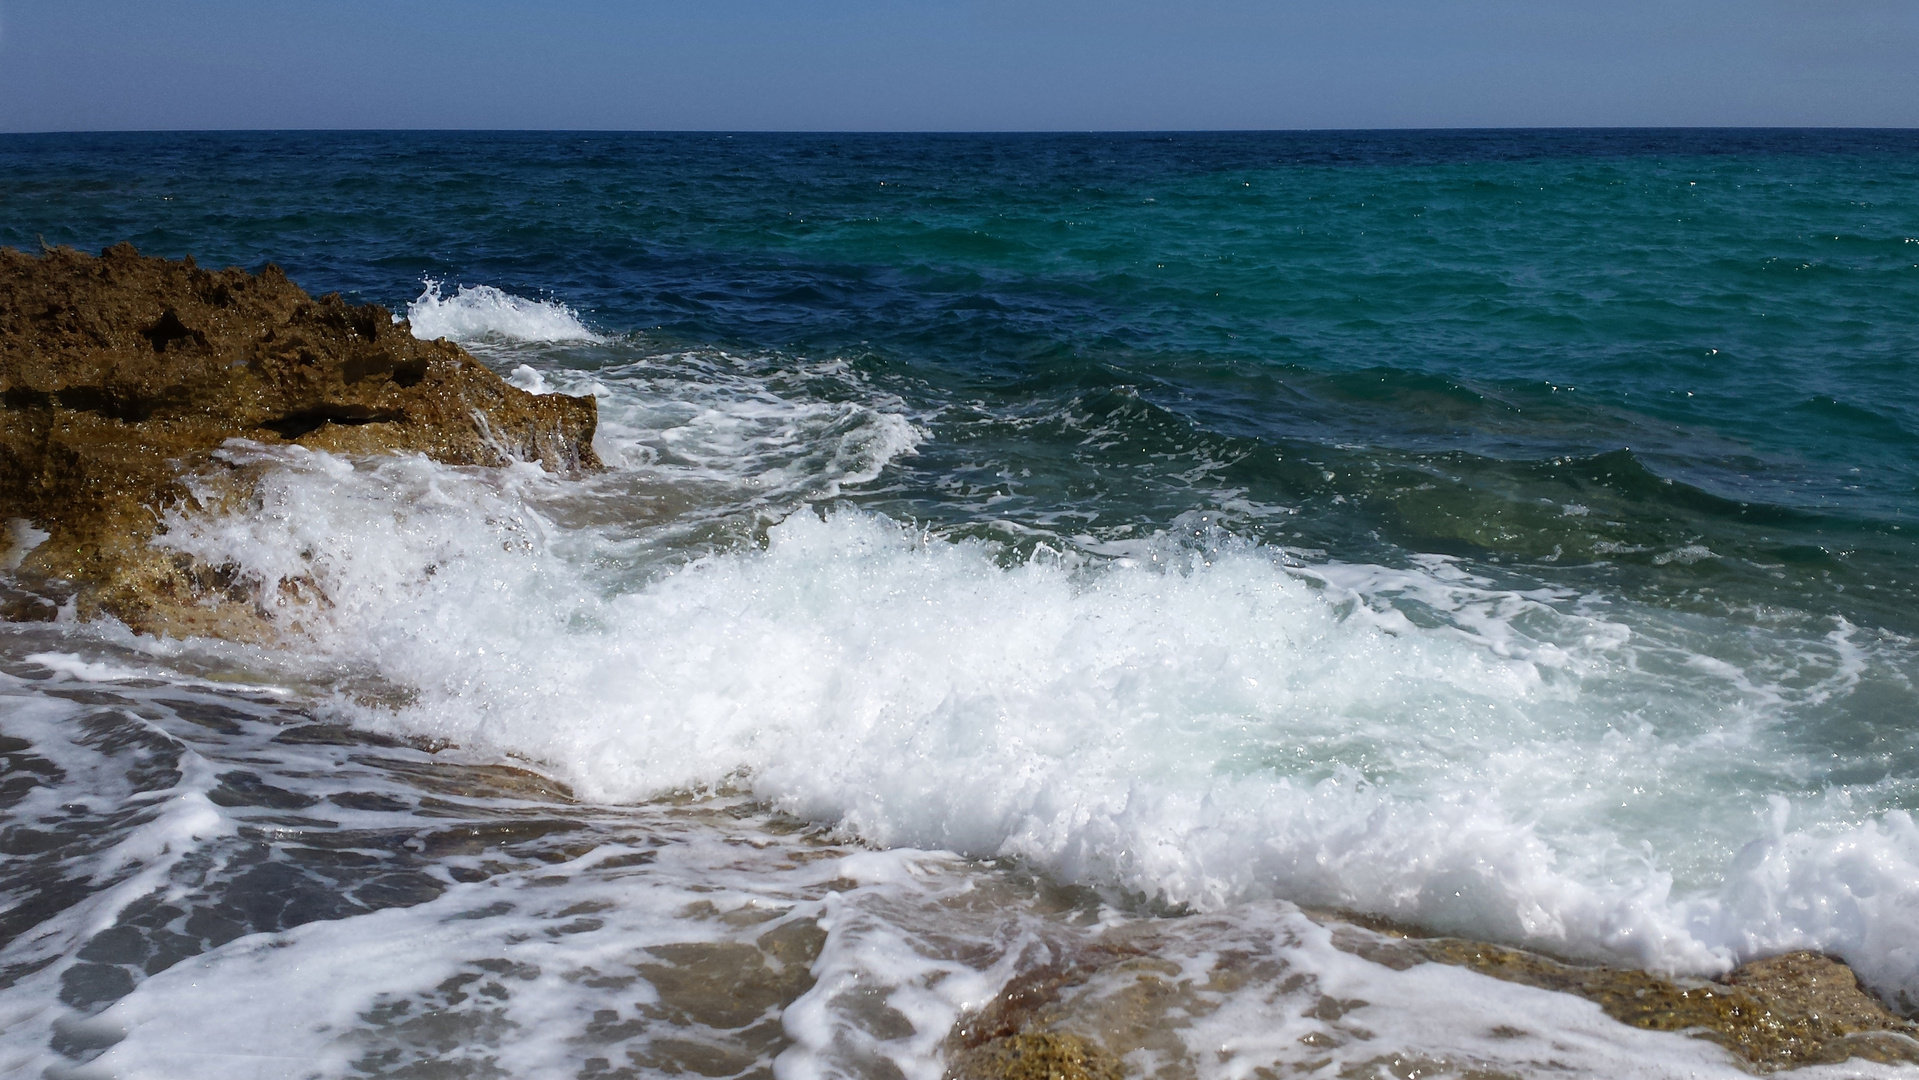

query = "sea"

[2,129,1918,1079]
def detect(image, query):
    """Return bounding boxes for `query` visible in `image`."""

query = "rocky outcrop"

[0,243,599,638]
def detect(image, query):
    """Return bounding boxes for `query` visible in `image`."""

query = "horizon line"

[6,125,1919,138]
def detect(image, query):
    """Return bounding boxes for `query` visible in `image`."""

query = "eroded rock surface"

[1323,920,1919,1073]
[950,1032,1123,1080]
[947,914,1919,1079]
[0,243,599,638]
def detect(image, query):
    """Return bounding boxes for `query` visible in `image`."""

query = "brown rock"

[1323,914,1919,1072]
[0,243,600,638]
[949,1033,1123,1080]
[947,924,1919,1078]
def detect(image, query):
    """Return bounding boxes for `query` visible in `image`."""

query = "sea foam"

[146,433,1919,1006]
[404,279,602,344]
[107,302,1919,1014]
[8,654,1910,1080]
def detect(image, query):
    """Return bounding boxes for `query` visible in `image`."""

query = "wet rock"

[944,952,1144,1080]
[949,1032,1123,1080]
[0,243,599,638]
[1325,917,1919,1072]
[950,915,1919,1078]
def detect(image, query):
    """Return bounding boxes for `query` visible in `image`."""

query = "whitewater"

[3,276,1916,1079]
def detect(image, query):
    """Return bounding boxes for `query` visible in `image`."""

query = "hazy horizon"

[3,1,1916,133]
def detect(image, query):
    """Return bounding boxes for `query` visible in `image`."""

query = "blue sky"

[2,1,1915,131]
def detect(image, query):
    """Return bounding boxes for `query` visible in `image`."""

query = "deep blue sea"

[3,131,1919,1079]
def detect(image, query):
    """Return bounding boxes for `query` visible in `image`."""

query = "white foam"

[404,279,601,344]
[1689,801,1919,1006]
[141,439,1919,1007]
[41,831,1911,1080]
[580,350,925,501]
[0,688,233,1079]
[23,651,149,683]
[504,363,551,394]
[2,517,50,570]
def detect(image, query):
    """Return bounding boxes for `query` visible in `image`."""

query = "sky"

[1,1,1916,132]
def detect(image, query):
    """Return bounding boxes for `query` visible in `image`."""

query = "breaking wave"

[404,279,601,344]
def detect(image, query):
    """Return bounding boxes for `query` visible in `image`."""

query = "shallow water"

[3,130,1919,1077]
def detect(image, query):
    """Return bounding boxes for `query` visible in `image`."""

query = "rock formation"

[0,243,599,639]
[946,917,1919,1078]
[1334,928,1919,1072]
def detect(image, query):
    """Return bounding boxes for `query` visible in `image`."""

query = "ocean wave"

[404,279,602,344]
[583,350,925,500]
[141,438,1919,1006]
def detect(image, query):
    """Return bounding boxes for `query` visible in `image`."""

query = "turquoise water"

[4,131,1919,1078]
[9,130,1918,623]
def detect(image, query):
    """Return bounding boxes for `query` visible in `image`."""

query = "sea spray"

[405,278,603,344]
[142,428,1919,1005]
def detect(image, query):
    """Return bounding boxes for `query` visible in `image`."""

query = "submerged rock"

[0,243,600,638]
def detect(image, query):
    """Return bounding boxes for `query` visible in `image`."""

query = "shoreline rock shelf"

[0,243,599,639]
[949,920,1919,1078]
[1328,921,1919,1073]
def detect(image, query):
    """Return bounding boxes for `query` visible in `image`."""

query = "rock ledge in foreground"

[1335,928,1919,1073]
[0,243,600,638]
[947,919,1919,1079]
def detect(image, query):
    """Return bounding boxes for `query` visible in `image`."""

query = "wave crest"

[143,444,1919,1004]
[404,279,601,344]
